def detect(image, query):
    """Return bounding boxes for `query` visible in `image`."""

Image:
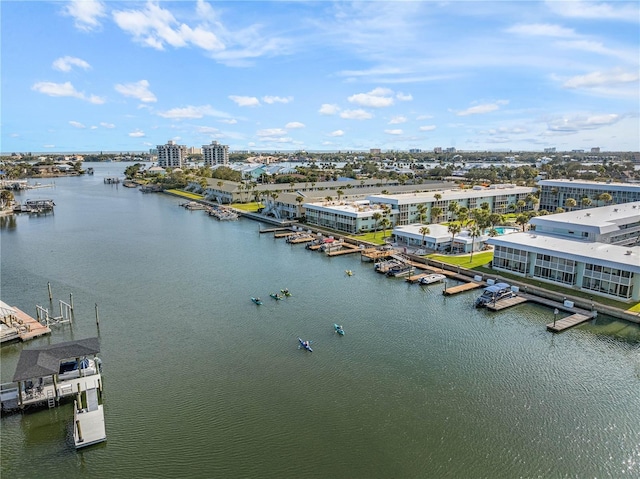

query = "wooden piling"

[95,303,100,326]
[48,282,52,301]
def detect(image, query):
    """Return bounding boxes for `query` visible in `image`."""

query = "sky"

[1,0,639,154]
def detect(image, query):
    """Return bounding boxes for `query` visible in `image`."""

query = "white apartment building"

[203,141,229,167]
[369,185,536,226]
[157,140,187,168]
[538,179,640,212]
[487,202,640,302]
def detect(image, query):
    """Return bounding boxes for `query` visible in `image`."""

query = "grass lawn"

[346,231,391,245]
[427,251,493,269]
[231,202,263,212]
[627,303,640,313]
[166,189,204,199]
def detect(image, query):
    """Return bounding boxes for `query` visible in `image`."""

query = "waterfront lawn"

[231,202,263,212]
[427,251,493,269]
[346,232,390,245]
[166,189,204,199]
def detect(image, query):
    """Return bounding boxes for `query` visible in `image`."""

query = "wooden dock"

[259,227,292,234]
[0,303,51,343]
[485,295,529,311]
[326,244,361,256]
[288,235,315,244]
[546,313,592,333]
[442,282,482,295]
[406,273,429,283]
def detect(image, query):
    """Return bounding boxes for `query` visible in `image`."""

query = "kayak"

[280,289,292,297]
[251,297,263,305]
[334,324,345,335]
[298,337,313,352]
[270,293,283,300]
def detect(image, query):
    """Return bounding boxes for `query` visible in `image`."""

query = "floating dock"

[74,387,106,449]
[442,282,483,295]
[546,313,592,333]
[485,296,529,311]
[0,301,51,343]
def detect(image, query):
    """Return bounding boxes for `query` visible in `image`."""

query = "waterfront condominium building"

[537,179,640,212]
[157,140,187,168]
[487,201,640,302]
[202,141,229,167]
[302,185,536,234]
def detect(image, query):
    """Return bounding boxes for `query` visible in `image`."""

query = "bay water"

[1,163,639,478]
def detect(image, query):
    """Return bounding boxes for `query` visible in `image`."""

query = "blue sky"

[2,0,638,154]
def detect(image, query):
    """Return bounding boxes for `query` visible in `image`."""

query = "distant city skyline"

[2,1,639,153]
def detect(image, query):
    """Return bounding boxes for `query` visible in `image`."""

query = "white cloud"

[348,87,394,108]
[419,125,436,131]
[319,104,340,115]
[100,122,116,129]
[129,130,145,137]
[416,114,433,120]
[396,92,413,101]
[64,0,106,31]
[329,130,344,137]
[546,0,640,22]
[384,129,403,135]
[456,100,509,116]
[257,128,287,137]
[506,23,576,38]
[389,116,407,124]
[31,81,105,104]
[547,113,621,132]
[229,95,260,107]
[563,69,639,89]
[52,56,91,72]
[340,109,373,120]
[69,121,85,129]
[263,96,293,104]
[220,119,237,124]
[115,80,157,103]
[285,122,305,129]
[157,105,230,119]
[197,126,219,134]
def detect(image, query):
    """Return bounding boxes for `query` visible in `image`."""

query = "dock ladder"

[47,389,56,408]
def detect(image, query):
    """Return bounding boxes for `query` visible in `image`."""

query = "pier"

[546,313,593,333]
[0,301,51,343]
[442,282,483,295]
[74,388,106,449]
[485,296,529,311]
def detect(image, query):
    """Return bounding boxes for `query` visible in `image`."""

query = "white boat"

[419,273,446,285]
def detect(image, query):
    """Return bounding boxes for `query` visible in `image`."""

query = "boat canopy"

[494,282,511,290]
[13,337,100,382]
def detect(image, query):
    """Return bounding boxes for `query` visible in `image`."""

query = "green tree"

[430,206,442,224]
[447,222,462,253]
[419,226,430,247]
[564,198,577,211]
[372,212,382,238]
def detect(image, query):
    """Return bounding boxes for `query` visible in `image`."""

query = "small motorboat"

[251,297,263,305]
[298,337,313,352]
[419,273,446,285]
[270,293,283,300]
[334,324,345,336]
[280,289,292,297]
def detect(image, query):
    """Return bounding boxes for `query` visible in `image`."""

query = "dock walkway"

[74,387,106,449]
[546,313,592,333]
[443,282,483,295]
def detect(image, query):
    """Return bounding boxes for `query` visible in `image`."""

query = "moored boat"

[474,283,515,307]
[419,273,446,285]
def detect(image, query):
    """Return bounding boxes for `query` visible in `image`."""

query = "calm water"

[1,163,639,479]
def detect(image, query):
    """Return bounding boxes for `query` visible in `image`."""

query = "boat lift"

[36,299,73,327]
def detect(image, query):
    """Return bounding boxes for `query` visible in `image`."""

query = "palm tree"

[325,195,333,204]
[581,197,592,208]
[337,189,344,202]
[430,206,442,224]
[516,199,527,212]
[515,214,529,231]
[447,222,461,253]
[564,198,577,211]
[598,192,612,206]
[469,225,482,262]
[434,193,442,202]
[380,218,391,239]
[372,212,382,237]
[448,201,459,219]
[295,196,304,217]
[419,226,430,248]
[416,203,427,224]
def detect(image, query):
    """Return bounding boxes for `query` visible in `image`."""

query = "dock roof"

[13,337,100,382]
